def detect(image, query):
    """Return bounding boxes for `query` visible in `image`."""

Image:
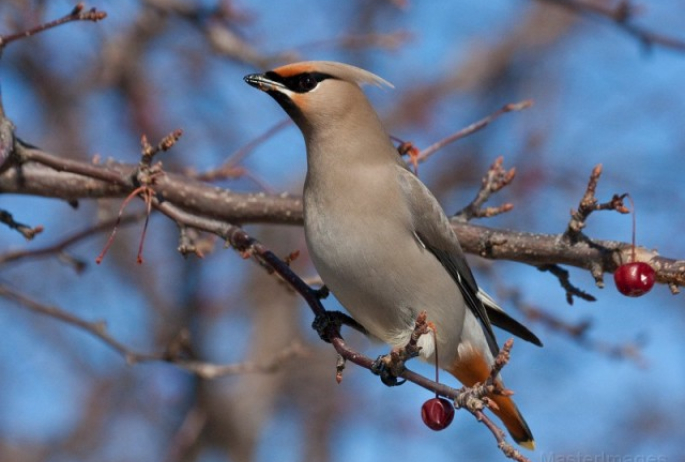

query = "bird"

[244,61,542,449]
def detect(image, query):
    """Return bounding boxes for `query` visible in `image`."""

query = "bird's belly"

[305,217,465,359]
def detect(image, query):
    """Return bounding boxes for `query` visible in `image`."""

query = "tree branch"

[537,0,685,53]
[2,146,683,290]
[0,283,308,378]
[0,2,107,50]
[394,100,533,167]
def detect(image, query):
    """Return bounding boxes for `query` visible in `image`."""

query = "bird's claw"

[371,354,407,387]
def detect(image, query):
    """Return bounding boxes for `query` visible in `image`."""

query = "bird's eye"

[297,74,318,92]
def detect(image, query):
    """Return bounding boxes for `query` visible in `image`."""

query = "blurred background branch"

[1,2,684,462]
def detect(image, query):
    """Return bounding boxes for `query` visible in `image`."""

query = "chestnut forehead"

[271,63,316,77]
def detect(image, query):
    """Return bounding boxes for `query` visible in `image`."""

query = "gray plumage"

[245,61,540,449]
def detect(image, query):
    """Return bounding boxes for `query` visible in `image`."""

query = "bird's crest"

[271,61,394,89]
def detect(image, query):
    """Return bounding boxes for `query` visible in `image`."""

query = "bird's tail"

[487,392,535,450]
[447,351,535,450]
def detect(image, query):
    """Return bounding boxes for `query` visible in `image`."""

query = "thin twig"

[97,130,180,264]
[489,338,514,383]
[537,264,597,305]
[473,409,529,462]
[174,341,309,379]
[564,164,629,242]
[0,212,143,268]
[415,100,533,163]
[565,163,603,240]
[0,283,309,376]
[0,3,107,49]
[538,0,685,53]
[141,129,183,166]
[0,209,44,240]
[562,164,635,287]
[454,156,516,222]
[192,120,286,192]
[195,119,291,182]
[0,283,156,364]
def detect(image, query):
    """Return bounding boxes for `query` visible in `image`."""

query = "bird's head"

[244,61,393,135]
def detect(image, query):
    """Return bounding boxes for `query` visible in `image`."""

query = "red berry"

[421,397,455,431]
[614,262,656,297]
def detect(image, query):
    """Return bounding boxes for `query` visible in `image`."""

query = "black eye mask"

[264,71,332,93]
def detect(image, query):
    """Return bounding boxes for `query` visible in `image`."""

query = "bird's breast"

[302,169,465,358]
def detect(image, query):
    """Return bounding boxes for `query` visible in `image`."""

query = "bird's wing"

[397,167,499,356]
[477,289,542,347]
[397,167,542,354]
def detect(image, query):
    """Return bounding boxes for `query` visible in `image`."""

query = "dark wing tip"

[486,308,543,347]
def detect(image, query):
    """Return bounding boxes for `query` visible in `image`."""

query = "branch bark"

[2,146,683,290]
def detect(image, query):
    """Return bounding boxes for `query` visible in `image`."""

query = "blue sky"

[1,1,685,461]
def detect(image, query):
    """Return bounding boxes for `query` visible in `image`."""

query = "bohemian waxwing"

[244,61,542,449]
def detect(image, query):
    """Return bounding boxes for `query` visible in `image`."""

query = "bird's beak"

[244,73,285,93]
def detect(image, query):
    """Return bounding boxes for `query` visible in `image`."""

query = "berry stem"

[432,327,439,398]
[625,194,636,262]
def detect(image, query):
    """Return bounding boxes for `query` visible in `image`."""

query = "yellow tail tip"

[518,440,535,451]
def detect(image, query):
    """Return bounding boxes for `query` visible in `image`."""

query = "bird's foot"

[371,353,406,386]
[370,346,421,387]
[312,310,367,343]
